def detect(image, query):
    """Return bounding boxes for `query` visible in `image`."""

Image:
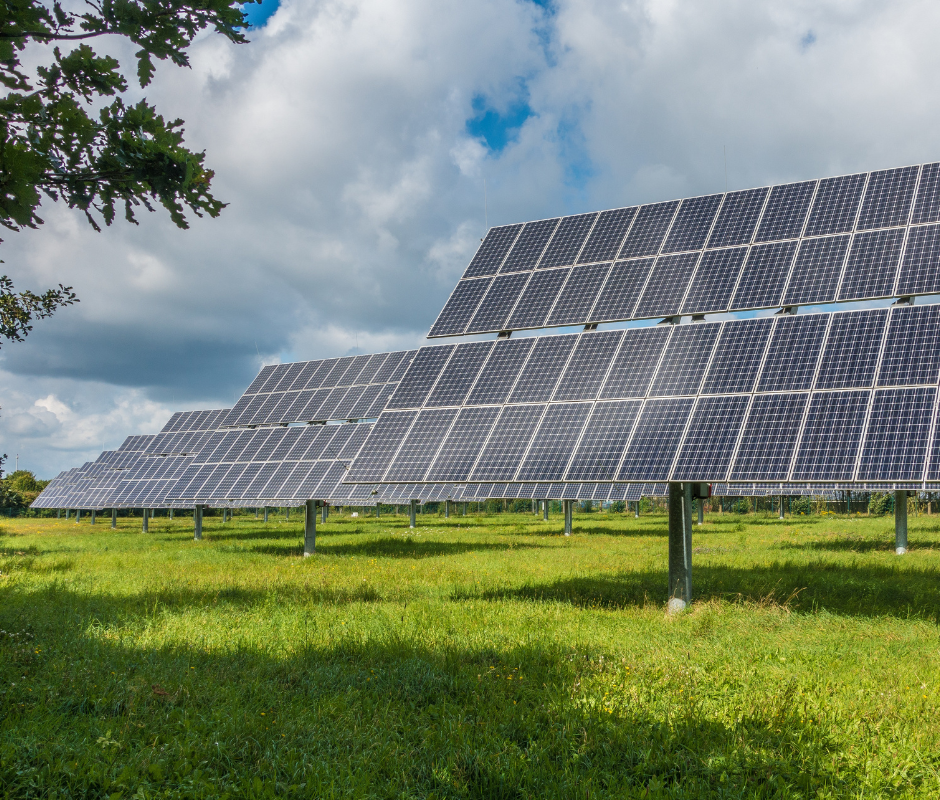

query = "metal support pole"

[90,510,96,526]
[194,505,203,540]
[779,496,785,519]
[304,499,316,556]
[635,500,640,519]
[563,499,572,536]
[895,490,908,555]
[321,504,328,523]
[445,500,450,518]
[142,509,149,532]
[285,508,290,521]
[376,504,380,518]
[463,503,467,516]
[170,508,174,520]
[263,507,268,523]
[57,509,61,520]
[543,499,549,521]
[76,509,81,523]
[66,509,70,521]
[151,509,155,519]
[667,482,693,612]
[111,508,117,529]
[410,499,417,529]
[697,499,703,526]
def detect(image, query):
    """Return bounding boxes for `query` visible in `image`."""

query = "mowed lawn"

[1,508,940,798]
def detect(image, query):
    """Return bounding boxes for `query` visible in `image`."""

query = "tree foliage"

[0,0,256,346]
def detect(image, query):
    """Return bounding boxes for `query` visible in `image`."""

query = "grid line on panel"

[586,258,655,323]
[754,180,818,243]
[855,387,937,481]
[912,163,940,224]
[679,247,749,315]
[545,264,612,327]
[463,224,524,278]
[661,194,723,254]
[428,278,492,337]
[790,390,871,481]
[895,223,940,297]
[781,235,851,307]
[728,393,809,481]
[857,165,920,231]
[670,395,752,481]
[599,325,673,399]
[921,380,940,483]
[815,309,889,391]
[514,402,593,481]
[837,228,906,301]
[577,207,638,264]
[706,187,770,248]
[552,330,625,402]
[467,272,531,334]
[756,314,830,393]
[877,305,940,387]
[500,218,560,273]
[505,268,569,330]
[647,323,723,397]
[700,318,774,395]
[803,173,866,236]
[538,213,599,269]
[617,201,681,259]
[729,241,799,311]
[564,400,642,481]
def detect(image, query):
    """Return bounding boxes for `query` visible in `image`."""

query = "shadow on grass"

[245,537,549,559]
[456,561,940,620]
[0,587,861,798]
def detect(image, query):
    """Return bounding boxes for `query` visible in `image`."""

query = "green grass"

[1,507,940,798]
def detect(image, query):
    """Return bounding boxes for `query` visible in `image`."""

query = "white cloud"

[5,0,940,475]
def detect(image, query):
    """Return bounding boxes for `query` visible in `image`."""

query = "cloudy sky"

[3,0,940,477]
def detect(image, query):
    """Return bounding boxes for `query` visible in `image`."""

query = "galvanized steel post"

[194,505,203,540]
[667,482,693,612]
[304,499,316,556]
[896,490,908,554]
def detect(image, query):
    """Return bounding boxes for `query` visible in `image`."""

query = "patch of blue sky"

[800,30,817,49]
[466,94,534,153]
[242,0,279,29]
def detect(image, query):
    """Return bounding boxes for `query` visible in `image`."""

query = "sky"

[4,0,940,478]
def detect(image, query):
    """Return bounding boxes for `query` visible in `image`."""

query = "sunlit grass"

[1,507,939,797]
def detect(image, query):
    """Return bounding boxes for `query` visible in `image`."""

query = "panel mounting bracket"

[583,323,598,331]
[893,295,913,306]
[658,315,681,325]
[775,306,798,316]
[691,314,706,323]
[497,330,513,339]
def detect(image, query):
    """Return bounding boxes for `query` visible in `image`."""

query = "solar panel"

[553,330,623,401]
[507,335,578,403]
[432,163,940,339]
[671,395,751,481]
[425,407,501,481]
[386,346,454,410]
[462,224,523,278]
[700,318,773,395]
[599,326,670,399]
[756,314,828,392]
[425,341,493,407]
[876,304,940,387]
[857,387,937,480]
[616,398,695,480]
[647,324,720,397]
[728,393,809,480]
[565,401,642,481]
[465,338,534,405]
[516,403,592,480]
[384,409,459,482]
[790,391,870,480]
[815,309,887,390]
[469,405,546,481]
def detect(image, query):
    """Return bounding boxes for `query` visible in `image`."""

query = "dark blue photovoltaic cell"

[877,305,940,387]
[587,259,654,323]
[837,228,905,300]
[545,264,612,326]
[466,272,531,333]
[344,411,417,482]
[648,324,720,397]
[500,218,559,273]
[756,314,828,392]
[700,318,773,394]
[782,235,850,306]
[729,241,798,310]
[671,395,750,481]
[754,181,816,242]
[680,247,748,314]
[633,252,700,318]
[553,331,623,401]
[425,407,501,481]
[386,346,454,410]
[618,201,679,258]
[465,338,534,405]
[815,309,887,390]
[617,398,695,480]
[516,403,592,480]
[803,173,866,236]
[565,401,642,481]
[661,194,722,253]
[424,342,493,407]
[429,278,491,337]
[790,391,870,480]
[857,166,918,230]
[505,268,569,329]
[912,163,940,224]
[706,188,768,248]
[896,224,940,296]
[578,207,638,263]
[384,408,458,482]
[600,326,671,399]
[729,393,808,480]
[538,213,597,269]
[508,335,578,403]
[470,405,546,481]
[857,387,936,480]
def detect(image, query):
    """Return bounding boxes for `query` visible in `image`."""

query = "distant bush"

[732,498,751,514]
[609,501,626,513]
[868,492,892,516]
[791,496,813,515]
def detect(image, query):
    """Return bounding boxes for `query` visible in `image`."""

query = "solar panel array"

[347,303,940,489]
[430,162,940,337]
[221,351,415,428]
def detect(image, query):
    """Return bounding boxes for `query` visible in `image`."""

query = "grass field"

[1,507,939,798]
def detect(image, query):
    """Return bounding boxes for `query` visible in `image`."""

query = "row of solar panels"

[347,304,940,487]
[431,162,940,336]
[221,351,414,428]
